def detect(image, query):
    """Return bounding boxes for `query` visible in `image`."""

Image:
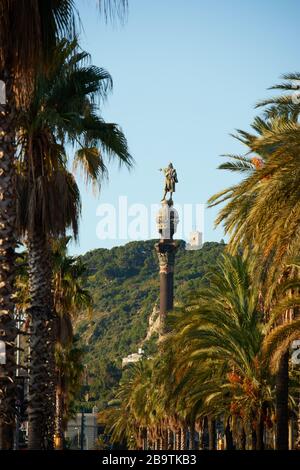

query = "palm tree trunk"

[166,428,172,449]
[180,426,187,450]
[251,429,257,450]
[275,351,289,450]
[225,418,234,450]
[143,428,148,450]
[208,417,216,450]
[175,429,180,450]
[0,72,17,450]
[255,414,264,450]
[198,431,202,449]
[161,429,167,450]
[189,425,195,450]
[202,416,209,449]
[54,373,64,450]
[240,427,246,450]
[288,419,293,450]
[27,233,55,450]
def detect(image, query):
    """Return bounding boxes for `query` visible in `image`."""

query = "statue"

[159,162,178,202]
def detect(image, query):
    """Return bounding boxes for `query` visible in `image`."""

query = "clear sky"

[70,0,300,255]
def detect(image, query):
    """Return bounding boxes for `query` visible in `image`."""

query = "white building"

[186,231,203,250]
[122,348,144,368]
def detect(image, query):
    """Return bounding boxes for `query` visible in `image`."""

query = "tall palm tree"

[51,237,92,449]
[167,254,274,450]
[208,112,300,449]
[0,0,77,449]
[13,244,86,450]
[15,39,131,449]
[55,345,84,449]
[109,361,153,449]
[261,263,300,449]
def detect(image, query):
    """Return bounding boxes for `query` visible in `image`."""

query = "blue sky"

[70,0,300,255]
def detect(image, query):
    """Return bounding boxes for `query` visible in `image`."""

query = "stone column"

[155,200,179,335]
[155,240,177,333]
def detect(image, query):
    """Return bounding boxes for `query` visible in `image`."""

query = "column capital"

[155,240,178,274]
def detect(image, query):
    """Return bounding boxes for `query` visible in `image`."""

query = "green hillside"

[75,239,225,410]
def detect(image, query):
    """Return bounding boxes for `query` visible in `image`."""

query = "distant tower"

[155,200,179,334]
[186,230,203,250]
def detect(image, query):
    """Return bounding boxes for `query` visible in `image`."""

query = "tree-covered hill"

[75,239,225,409]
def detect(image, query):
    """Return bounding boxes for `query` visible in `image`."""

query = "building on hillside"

[186,230,203,250]
[122,348,144,368]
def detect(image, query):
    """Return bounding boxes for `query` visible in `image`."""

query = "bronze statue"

[159,162,178,201]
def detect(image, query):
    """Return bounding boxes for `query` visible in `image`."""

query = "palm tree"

[208,112,300,449]
[15,39,131,449]
[109,361,153,449]
[51,237,92,449]
[0,0,78,449]
[13,239,90,450]
[55,345,84,449]
[260,263,300,449]
[167,254,274,450]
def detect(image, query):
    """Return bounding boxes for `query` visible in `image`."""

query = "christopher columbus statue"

[159,162,178,202]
